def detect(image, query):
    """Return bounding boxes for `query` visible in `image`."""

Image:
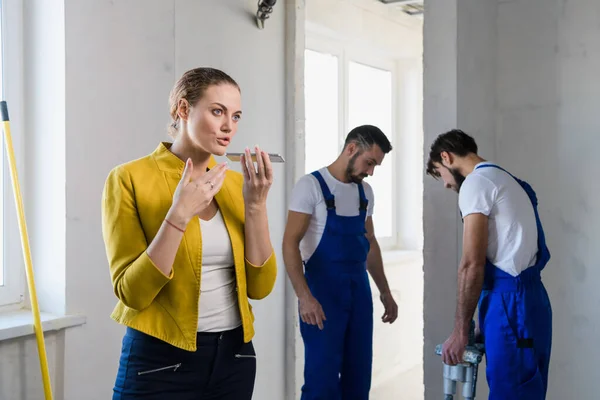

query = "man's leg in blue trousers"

[480,286,552,400]
[300,283,349,400]
[340,277,373,400]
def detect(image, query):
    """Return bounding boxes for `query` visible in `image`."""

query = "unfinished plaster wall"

[495,0,600,398]
[424,0,600,398]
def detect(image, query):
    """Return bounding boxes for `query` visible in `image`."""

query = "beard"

[449,167,466,192]
[345,152,367,184]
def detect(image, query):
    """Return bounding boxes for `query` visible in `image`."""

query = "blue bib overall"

[299,171,373,400]
[475,165,552,400]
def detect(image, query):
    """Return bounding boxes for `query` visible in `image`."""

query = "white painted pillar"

[284,1,306,399]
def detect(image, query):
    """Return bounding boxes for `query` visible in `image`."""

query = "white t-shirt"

[197,210,242,332]
[458,162,539,277]
[288,167,375,262]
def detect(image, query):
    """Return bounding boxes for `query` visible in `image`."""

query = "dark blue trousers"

[479,266,552,400]
[112,326,256,400]
[300,270,373,400]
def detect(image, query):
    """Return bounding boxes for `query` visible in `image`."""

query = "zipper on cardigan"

[138,363,181,375]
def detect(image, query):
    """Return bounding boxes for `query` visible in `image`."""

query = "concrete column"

[423,0,497,398]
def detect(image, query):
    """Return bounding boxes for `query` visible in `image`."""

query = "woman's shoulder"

[105,153,156,183]
[105,144,171,181]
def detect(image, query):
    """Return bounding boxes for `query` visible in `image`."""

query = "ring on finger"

[207,180,214,190]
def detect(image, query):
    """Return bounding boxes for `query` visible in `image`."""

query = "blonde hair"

[168,67,240,138]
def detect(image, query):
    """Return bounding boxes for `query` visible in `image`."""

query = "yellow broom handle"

[1,101,53,400]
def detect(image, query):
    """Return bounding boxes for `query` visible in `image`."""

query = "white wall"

[424,0,600,398]
[0,332,64,399]
[0,1,287,399]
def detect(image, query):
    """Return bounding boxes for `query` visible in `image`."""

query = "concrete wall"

[496,0,600,398]
[1,1,287,399]
[424,0,600,398]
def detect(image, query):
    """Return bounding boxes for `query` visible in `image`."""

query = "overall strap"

[357,182,369,213]
[475,164,532,202]
[311,171,335,210]
[476,164,507,173]
[475,164,551,268]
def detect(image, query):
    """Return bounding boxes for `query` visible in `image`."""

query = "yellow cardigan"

[101,142,277,351]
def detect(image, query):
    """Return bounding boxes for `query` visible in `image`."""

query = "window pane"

[304,49,339,175]
[348,61,393,239]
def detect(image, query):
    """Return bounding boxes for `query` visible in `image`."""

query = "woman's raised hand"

[167,159,228,229]
[241,146,273,210]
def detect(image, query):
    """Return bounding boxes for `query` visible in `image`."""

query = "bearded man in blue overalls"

[427,129,553,399]
[282,125,399,400]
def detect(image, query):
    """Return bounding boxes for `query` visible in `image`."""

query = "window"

[0,0,24,307]
[347,61,394,239]
[304,42,398,248]
[304,49,339,175]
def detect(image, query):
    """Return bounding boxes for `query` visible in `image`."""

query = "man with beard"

[282,125,398,400]
[426,129,552,400]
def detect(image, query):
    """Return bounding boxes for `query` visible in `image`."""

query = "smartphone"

[225,152,285,163]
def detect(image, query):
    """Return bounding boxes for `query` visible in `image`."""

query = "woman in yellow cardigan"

[101,67,278,400]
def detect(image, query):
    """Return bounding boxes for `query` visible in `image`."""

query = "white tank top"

[197,210,242,332]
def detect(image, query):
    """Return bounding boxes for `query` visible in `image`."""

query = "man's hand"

[380,291,398,323]
[299,295,326,330]
[441,329,469,365]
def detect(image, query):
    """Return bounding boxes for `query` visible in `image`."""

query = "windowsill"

[381,249,423,265]
[0,309,86,342]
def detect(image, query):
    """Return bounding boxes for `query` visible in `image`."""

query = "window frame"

[305,32,401,250]
[0,0,25,308]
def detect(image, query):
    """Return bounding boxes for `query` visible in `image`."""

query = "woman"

[101,67,278,399]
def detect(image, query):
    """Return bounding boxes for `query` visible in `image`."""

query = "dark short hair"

[426,129,478,177]
[344,125,392,154]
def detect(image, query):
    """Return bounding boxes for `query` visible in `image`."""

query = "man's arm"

[282,211,312,300]
[365,216,398,323]
[454,212,488,335]
[282,210,327,329]
[365,216,391,294]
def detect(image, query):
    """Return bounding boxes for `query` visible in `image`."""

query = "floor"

[369,251,424,400]
[371,364,424,400]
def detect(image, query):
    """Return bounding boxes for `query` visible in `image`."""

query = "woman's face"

[181,83,242,156]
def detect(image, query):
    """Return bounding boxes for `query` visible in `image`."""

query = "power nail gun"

[434,321,485,400]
